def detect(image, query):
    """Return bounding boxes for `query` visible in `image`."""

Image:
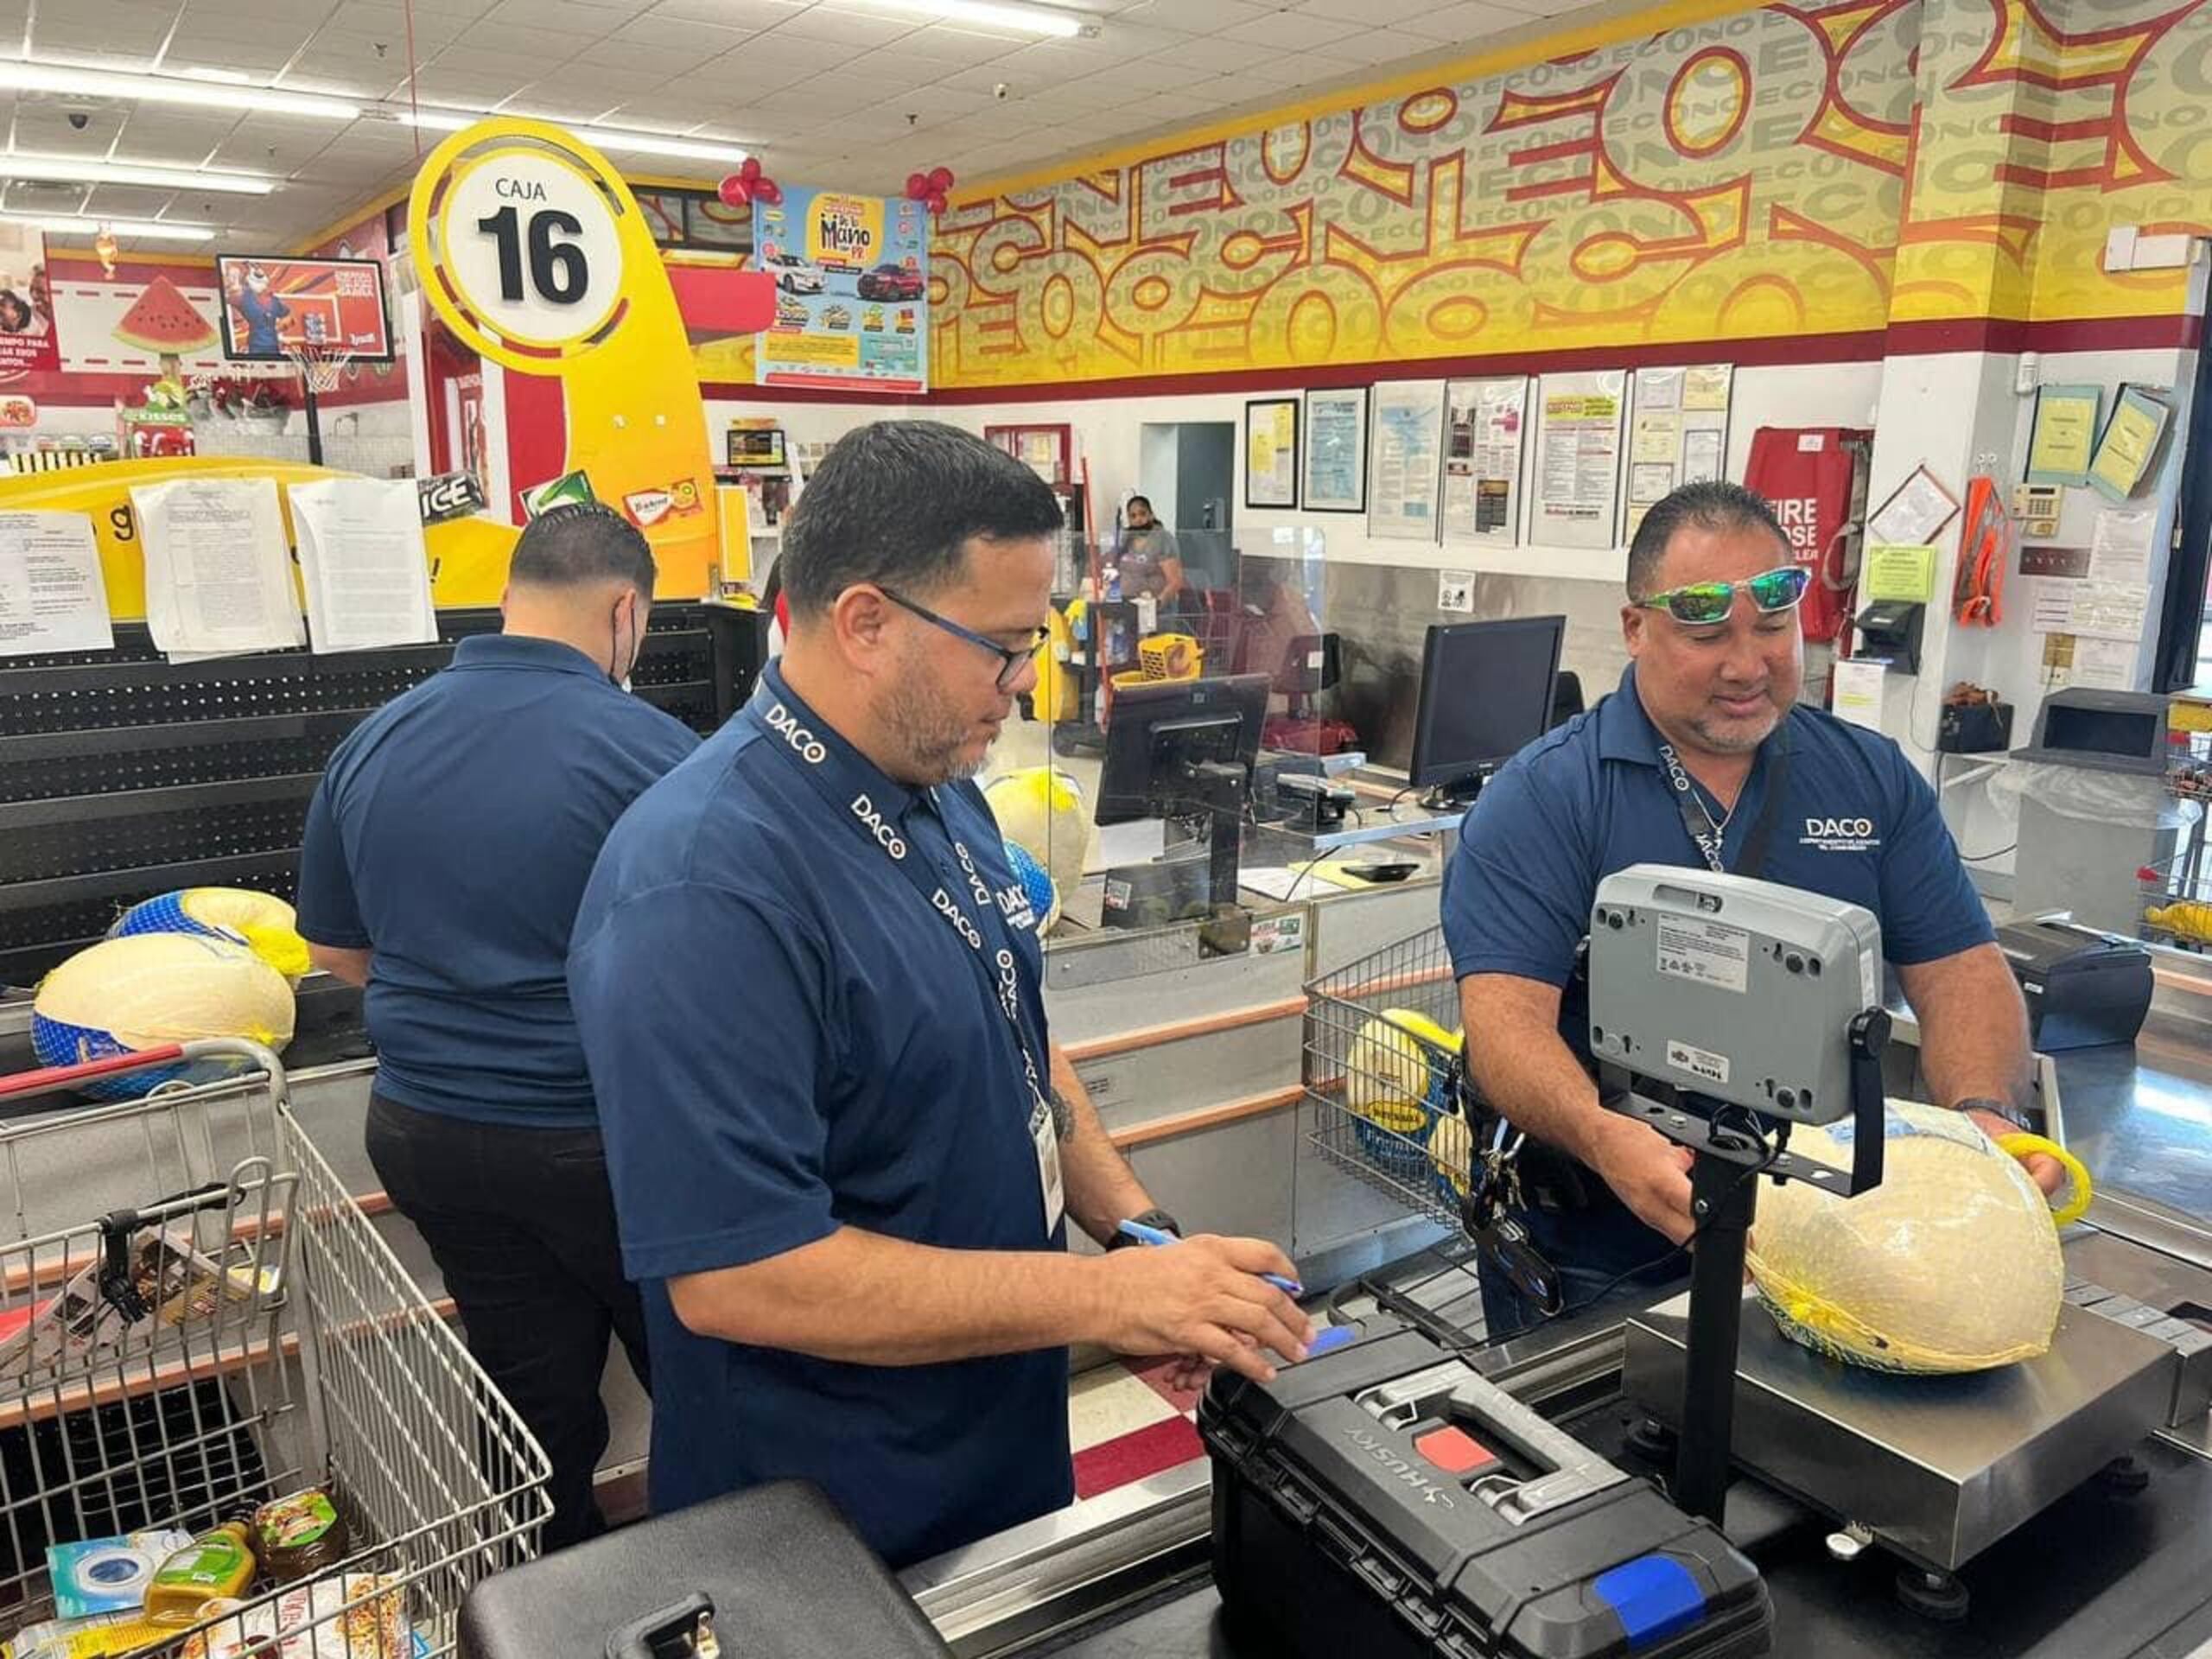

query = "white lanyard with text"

[1654,731,1791,881]
[745,695,1065,1232]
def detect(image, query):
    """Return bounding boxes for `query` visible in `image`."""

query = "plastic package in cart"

[181,1573,411,1659]
[1986,760,2202,830]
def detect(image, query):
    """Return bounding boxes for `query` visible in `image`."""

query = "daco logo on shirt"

[996,882,1037,933]
[849,793,907,860]
[932,887,983,950]
[765,702,828,766]
[1802,815,1880,854]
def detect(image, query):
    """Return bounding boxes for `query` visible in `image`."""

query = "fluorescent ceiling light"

[0,60,359,119]
[3,153,276,194]
[403,107,747,167]
[1,212,213,242]
[179,67,254,85]
[834,0,1086,35]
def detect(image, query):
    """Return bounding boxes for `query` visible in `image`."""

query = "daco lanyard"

[1653,728,1792,880]
[741,692,1053,1131]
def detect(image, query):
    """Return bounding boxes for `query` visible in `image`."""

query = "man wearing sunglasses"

[569,421,1311,1568]
[1442,480,2056,1338]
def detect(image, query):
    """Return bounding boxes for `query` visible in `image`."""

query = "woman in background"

[1113,494,1193,615]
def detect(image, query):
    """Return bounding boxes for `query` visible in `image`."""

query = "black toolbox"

[1201,1317,1772,1658]
[458,1481,951,1659]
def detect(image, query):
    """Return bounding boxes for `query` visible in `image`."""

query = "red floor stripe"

[1071,1414,1204,1499]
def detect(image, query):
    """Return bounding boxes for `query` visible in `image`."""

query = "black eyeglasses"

[877,586,1050,690]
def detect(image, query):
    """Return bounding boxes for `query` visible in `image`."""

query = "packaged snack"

[5,1610,176,1659]
[144,1522,257,1624]
[181,1573,410,1659]
[251,1489,349,1584]
[46,1529,194,1618]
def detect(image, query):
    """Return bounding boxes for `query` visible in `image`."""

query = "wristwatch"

[1107,1207,1183,1249]
[1957,1096,2037,1135]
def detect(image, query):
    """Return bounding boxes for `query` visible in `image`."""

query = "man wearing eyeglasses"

[1441,480,2058,1338]
[568,421,1311,1568]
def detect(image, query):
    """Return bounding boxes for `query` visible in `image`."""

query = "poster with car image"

[753,186,928,393]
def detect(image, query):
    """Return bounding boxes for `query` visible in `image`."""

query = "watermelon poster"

[0,224,60,377]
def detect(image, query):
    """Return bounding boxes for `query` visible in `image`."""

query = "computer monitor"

[1096,675,1270,826]
[1408,615,1567,809]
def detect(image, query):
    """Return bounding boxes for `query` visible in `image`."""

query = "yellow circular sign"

[410,120,632,372]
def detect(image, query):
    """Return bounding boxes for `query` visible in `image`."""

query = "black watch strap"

[1106,1207,1183,1249]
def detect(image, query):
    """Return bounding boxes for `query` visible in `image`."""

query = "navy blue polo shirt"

[1443,664,1993,1007]
[296,633,699,1127]
[567,660,1071,1569]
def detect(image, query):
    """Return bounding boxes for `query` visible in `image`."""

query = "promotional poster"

[754,188,927,393]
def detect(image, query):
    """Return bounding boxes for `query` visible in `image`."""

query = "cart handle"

[0,1045,187,1098]
[605,1592,715,1659]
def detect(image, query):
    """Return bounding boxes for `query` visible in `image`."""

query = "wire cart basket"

[0,1039,550,1658]
[1303,925,1481,1232]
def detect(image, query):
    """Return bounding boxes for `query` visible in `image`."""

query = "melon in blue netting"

[110,887,310,985]
[33,933,296,1098]
[1001,837,1060,934]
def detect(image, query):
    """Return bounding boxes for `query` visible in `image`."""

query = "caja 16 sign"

[409,121,632,368]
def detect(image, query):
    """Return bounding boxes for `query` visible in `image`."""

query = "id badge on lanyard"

[1655,733,1792,881]
[745,695,1064,1234]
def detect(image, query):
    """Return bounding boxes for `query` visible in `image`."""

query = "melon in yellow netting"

[1746,1098,2076,1374]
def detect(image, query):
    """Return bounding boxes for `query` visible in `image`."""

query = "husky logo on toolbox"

[850,794,907,860]
[765,703,828,765]
[1344,1428,1457,1508]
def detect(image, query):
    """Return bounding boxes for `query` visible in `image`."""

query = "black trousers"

[365,1095,650,1552]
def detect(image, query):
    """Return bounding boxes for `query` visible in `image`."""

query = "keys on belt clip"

[1461,1115,1563,1318]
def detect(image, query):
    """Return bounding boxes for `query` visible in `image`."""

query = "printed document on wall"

[1531,370,1626,551]
[0,511,112,658]
[289,476,437,653]
[130,476,303,660]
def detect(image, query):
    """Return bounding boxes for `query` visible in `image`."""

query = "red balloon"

[906,171,928,200]
[928,166,954,192]
[754,180,783,206]
[740,156,763,181]
[927,191,948,214]
[718,175,751,207]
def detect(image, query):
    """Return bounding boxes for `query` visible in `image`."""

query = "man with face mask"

[296,502,696,1550]
[1441,480,2062,1339]
[569,422,1312,1568]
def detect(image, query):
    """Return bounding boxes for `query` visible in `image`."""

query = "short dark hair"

[781,422,1063,618]
[510,502,657,598]
[1126,494,1153,512]
[1625,480,1789,599]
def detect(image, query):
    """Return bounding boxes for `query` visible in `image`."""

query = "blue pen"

[1116,1218,1304,1297]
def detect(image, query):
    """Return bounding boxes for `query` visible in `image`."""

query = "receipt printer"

[1996,919,2154,1050]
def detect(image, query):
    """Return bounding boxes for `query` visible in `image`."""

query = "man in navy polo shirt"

[296,503,698,1548]
[569,421,1312,1568]
[1442,480,2060,1337]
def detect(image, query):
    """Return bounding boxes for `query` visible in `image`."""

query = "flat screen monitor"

[1096,675,1269,825]
[1409,616,1567,804]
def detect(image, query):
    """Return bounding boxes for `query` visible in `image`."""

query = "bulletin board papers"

[0,512,112,658]
[2026,576,2149,641]
[1863,544,1937,603]
[2088,386,2171,502]
[1624,365,1733,541]
[1866,465,1960,548]
[1442,377,1526,545]
[1531,370,1626,550]
[1368,380,1446,541]
[289,476,437,654]
[1832,658,1887,730]
[130,476,303,660]
[2026,384,2101,486]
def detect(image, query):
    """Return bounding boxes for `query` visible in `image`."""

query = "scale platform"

[1622,1292,2179,1572]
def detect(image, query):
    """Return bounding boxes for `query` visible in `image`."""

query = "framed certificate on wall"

[1301,387,1368,513]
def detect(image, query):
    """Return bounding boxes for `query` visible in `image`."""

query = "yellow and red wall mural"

[927,0,2212,393]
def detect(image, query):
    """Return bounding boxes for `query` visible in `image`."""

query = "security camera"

[994,82,1009,99]
[67,111,90,130]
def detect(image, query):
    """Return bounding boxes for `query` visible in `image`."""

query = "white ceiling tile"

[1395,0,1546,39]
[28,3,175,57]
[709,32,852,70]
[325,5,476,43]
[647,0,806,25]
[478,0,630,34]
[1145,35,1265,73]
[1312,29,1459,67]
[572,36,716,71]
[1214,10,1358,50]
[78,183,186,217]
[765,7,914,46]
[895,24,1030,61]
[836,49,943,88]
[397,68,521,101]
[611,13,759,48]
[1112,0,1270,30]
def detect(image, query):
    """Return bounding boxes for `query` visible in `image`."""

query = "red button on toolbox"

[1414,1425,1499,1477]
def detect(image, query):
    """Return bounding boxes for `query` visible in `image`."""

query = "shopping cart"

[1302,925,1476,1227]
[0,1039,550,1658]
